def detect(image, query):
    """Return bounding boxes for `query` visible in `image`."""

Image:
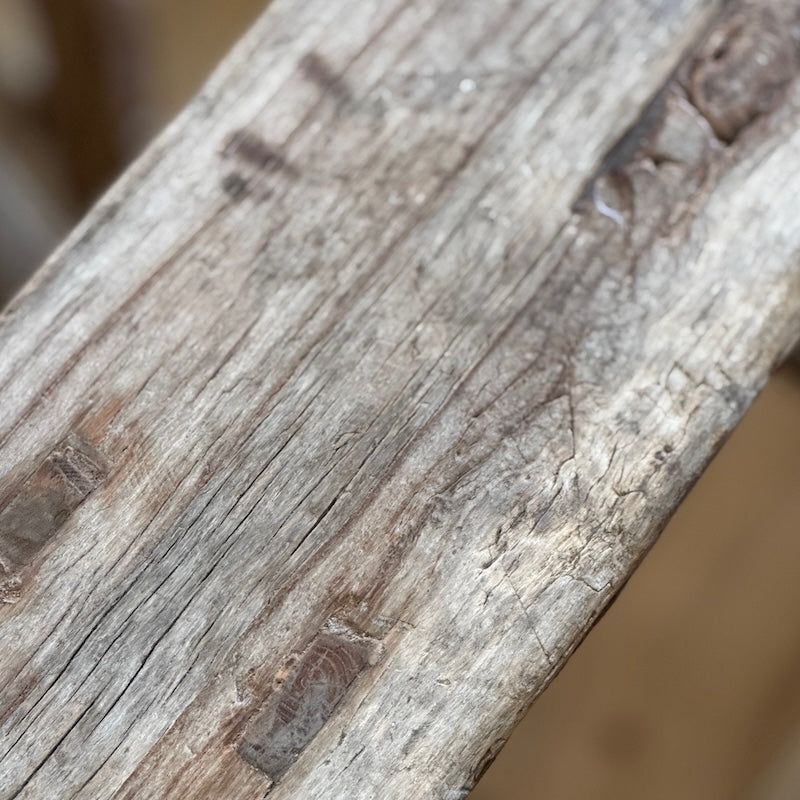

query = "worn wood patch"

[238,618,383,779]
[0,436,106,604]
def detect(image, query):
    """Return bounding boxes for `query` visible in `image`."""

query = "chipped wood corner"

[1,0,800,798]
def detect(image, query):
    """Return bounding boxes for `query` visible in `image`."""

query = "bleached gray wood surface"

[1,0,800,797]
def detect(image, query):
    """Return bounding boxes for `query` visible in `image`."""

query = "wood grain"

[472,369,800,799]
[1,0,799,797]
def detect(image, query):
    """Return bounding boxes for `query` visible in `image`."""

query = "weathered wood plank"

[1,0,799,797]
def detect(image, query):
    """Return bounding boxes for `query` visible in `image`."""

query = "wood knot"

[687,2,800,142]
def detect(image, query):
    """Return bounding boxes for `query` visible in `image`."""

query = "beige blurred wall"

[138,0,266,120]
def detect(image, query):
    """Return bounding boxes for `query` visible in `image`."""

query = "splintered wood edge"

[0,0,799,798]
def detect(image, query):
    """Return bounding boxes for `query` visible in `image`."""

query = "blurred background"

[1,2,800,798]
[0,0,264,304]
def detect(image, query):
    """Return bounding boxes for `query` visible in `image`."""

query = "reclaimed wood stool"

[1,0,799,797]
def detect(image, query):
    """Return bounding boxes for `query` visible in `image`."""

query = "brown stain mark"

[686,1,800,143]
[76,394,126,444]
[238,619,383,781]
[299,51,354,106]
[0,435,108,603]
[222,129,298,178]
[221,172,251,201]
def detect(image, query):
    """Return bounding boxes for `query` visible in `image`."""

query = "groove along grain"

[1,0,800,797]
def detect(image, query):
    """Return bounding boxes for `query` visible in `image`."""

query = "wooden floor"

[472,367,800,799]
